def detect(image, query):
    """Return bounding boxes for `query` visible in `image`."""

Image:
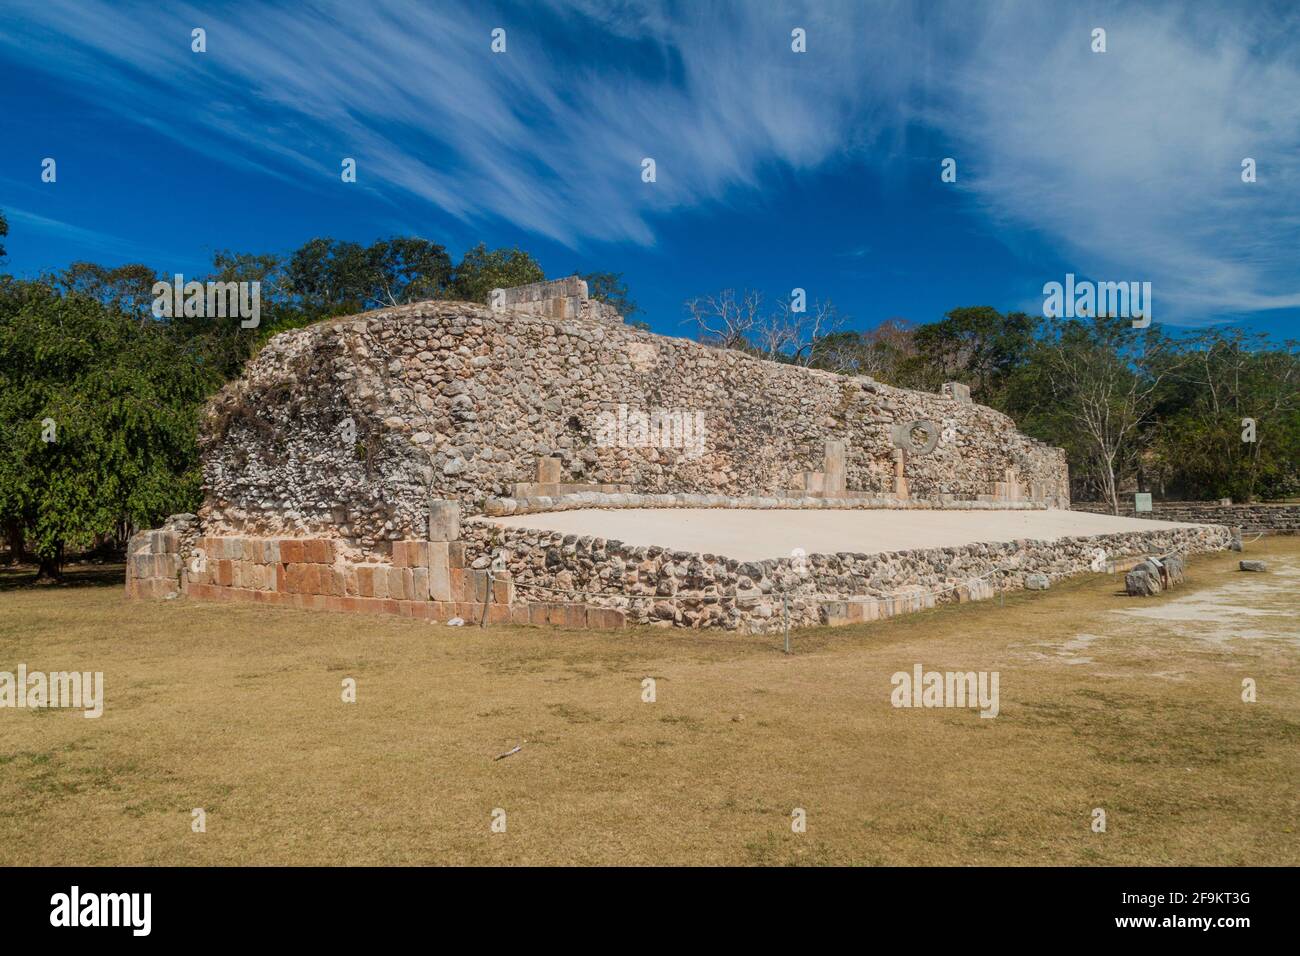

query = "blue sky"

[2,0,1298,341]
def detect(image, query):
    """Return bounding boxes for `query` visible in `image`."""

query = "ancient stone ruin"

[127,277,1231,629]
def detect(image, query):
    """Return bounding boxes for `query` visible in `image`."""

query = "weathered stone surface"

[428,501,460,542]
[463,520,1228,632]
[1024,573,1050,590]
[1239,560,1268,572]
[1161,553,1186,587]
[1125,560,1163,596]
[941,382,972,404]
[128,282,1237,629]
[1070,502,1300,537]
[198,285,1069,556]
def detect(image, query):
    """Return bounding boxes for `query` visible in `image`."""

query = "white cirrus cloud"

[1,0,1296,323]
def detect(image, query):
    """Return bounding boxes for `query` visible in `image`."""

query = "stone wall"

[199,280,1069,557]
[462,519,1231,632]
[145,512,1228,633]
[1070,501,1299,535]
[124,513,198,599]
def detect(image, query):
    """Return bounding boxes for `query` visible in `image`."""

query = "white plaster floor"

[479,508,1210,562]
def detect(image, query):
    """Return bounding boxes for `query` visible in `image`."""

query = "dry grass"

[1,538,1297,866]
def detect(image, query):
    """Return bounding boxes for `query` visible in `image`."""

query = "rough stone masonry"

[198,278,1069,548]
[125,277,1229,630]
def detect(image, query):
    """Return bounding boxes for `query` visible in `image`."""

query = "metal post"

[480,570,493,628]
[783,594,791,655]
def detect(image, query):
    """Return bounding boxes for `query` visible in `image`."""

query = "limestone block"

[393,540,429,568]
[149,529,180,554]
[1125,563,1162,596]
[537,457,562,483]
[823,440,847,494]
[387,567,408,601]
[411,567,430,599]
[820,601,851,626]
[429,500,460,541]
[1161,554,1185,587]
[941,382,972,403]
[586,607,627,629]
[304,539,334,564]
[355,566,375,598]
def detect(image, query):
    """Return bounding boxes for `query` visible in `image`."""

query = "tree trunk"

[32,543,64,582]
[2,520,23,565]
[1100,457,1120,516]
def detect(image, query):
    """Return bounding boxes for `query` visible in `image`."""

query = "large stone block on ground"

[1125,561,1163,596]
[1160,554,1186,587]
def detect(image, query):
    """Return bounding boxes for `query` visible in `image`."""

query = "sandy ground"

[480,508,1209,560]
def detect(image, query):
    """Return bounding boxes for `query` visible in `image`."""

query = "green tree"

[451,244,544,303]
[0,209,7,260]
[1150,330,1300,501]
[1007,316,1183,513]
[578,271,641,321]
[897,306,1037,404]
[174,249,302,380]
[368,237,454,306]
[286,237,453,315]
[0,279,219,578]
[56,261,159,322]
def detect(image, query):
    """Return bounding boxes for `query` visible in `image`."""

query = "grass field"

[1,538,1297,866]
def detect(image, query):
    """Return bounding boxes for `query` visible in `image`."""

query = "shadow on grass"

[0,562,125,592]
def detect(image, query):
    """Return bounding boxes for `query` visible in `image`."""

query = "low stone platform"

[479,507,1212,561]
[463,508,1231,631]
[128,506,1231,633]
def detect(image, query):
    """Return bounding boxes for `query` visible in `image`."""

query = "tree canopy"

[0,277,221,576]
